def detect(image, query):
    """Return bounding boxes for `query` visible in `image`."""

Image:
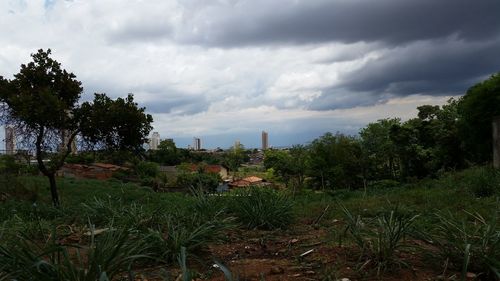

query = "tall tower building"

[234,139,240,151]
[193,137,201,151]
[5,125,16,155]
[61,130,78,155]
[262,131,269,150]
[149,132,160,150]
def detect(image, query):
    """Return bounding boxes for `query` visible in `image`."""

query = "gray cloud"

[178,0,500,47]
[341,38,500,96]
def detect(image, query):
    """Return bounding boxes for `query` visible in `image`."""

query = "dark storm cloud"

[341,38,500,95]
[305,37,500,111]
[181,0,500,47]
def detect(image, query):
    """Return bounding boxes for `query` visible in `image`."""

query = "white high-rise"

[262,131,269,150]
[149,132,160,150]
[5,125,16,155]
[193,137,201,150]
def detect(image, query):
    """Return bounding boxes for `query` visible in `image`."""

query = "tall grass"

[229,187,294,230]
[425,211,500,280]
[0,225,150,280]
[340,205,418,275]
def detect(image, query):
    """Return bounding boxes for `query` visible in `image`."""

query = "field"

[1,167,499,281]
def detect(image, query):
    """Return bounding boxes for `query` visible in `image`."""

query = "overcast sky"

[1,0,499,149]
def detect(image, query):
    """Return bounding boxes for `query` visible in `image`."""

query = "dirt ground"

[134,220,449,281]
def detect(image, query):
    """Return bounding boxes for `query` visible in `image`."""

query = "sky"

[1,0,499,149]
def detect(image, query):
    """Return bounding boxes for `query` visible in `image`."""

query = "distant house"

[58,163,127,180]
[243,176,263,184]
[187,164,229,179]
[228,176,270,188]
[228,179,251,188]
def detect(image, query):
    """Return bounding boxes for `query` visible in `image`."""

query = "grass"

[1,166,499,279]
[424,210,500,280]
[229,187,294,230]
[340,205,418,275]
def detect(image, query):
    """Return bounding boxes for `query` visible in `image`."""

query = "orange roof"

[229,180,251,187]
[243,176,263,183]
[189,164,223,174]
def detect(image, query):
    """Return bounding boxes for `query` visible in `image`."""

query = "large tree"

[0,49,153,206]
[458,73,500,163]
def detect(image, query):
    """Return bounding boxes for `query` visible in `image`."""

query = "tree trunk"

[48,173,60,207]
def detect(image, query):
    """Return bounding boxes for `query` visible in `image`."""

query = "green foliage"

[0,226,150,280]
[229,187,294,230]
[307,133,363,190]
[360,118,401,180]
[426,211,500,280]
[0,49,153,206]
[149,139,181,165]
[134,161,159,179]
[177,171,221,192]
[461,166,500,197]
[341,205,419,275]
[459,73,500,163]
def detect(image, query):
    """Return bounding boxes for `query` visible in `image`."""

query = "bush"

[229,187,294,230]
[177,172,221,192]
[0,226,150,280]
[463,167,500,197]
[135,161,159,179]
[146,213,230,263]
[340,205,418,275]
[425,211,500,280]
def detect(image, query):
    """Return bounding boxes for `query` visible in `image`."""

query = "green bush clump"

[0,226,150,280]
[463,167,500,197]
[425,211,500,280]
[340,205,419,275]
[229,187,294,230]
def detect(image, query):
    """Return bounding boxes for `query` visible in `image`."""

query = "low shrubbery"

[0,226,150,280]
[229,187,294,230]
[340,205,419,275]
[425,211,500,280]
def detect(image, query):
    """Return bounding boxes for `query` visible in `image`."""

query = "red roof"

[228,179,251,187]
[243,176,262,183]
[189,164,224,174]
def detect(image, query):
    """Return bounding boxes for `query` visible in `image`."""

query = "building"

[5,125,16,155]
[193,137,201,150]
[262,131,269,150]
[61,130,77,155]
[149,132,160,150]
[234,139,240,151]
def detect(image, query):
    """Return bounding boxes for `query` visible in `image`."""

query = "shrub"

[463,167,500,197]
[425,211,500,280]
[0,226,150,280]
[340,205,418,275]
[146,211,233,263]
[135,161,159,179]
[177,172,221,192]
[229,187,294,230]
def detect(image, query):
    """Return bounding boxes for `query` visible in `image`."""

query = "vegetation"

[0,49,153,206]
[0,165,499,279]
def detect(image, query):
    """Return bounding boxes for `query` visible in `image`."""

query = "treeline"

[264,73,500,190]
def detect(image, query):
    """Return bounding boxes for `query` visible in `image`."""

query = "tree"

[149,139,180,165]
[360,118,401,180]
[458,73,500,163]
[223,143,247,172]
[307,133,363,190]
[0,49,153,206]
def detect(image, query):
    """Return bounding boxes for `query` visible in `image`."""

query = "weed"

[229,187,294,230]
[340,205,418,275]
[0,225,150,280]
[426,211,500,280]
